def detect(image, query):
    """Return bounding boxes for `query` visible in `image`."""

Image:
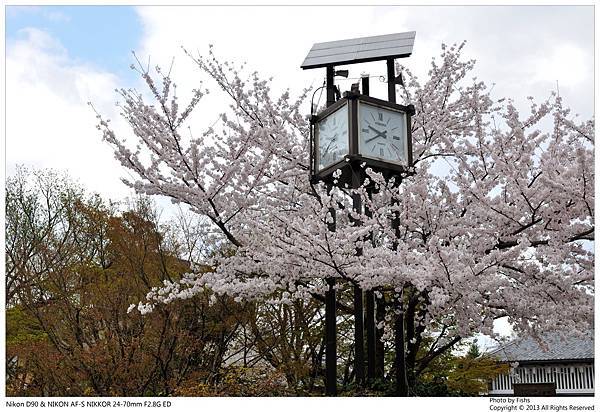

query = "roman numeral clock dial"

[358,102,407,165]
[317,104,349,170]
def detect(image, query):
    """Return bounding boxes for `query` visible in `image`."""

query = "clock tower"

[301,31,417,396]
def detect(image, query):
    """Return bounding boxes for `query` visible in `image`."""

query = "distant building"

[487,332,594,396]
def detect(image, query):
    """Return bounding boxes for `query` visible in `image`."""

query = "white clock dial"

[317,104,349,170]
[358,102,407,164]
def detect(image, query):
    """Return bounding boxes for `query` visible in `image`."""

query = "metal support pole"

[364,188,376,384]
[325,277,337,395]
[391,194,408,395]
[325,182,337,396]
[323,67,338,396]
[388,57,406,392]
[365,290,376,383]
[353,284,364,387]
[386,58,396,104]
[358,75,376,386]
[387,57,411,395]
[375,295,385,379]
[351,167,364,387]
[394,301,409,396]
[326,66,336,107]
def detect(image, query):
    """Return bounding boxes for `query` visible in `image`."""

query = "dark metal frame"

[311,92,415,186]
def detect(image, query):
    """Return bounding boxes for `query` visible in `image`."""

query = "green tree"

[5,170,252,396]
[415,340,508,396]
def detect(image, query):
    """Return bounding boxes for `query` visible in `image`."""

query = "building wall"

[488,362,594,396]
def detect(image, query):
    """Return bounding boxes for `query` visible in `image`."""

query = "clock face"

[358,102,407,165]
[317,103,349,171]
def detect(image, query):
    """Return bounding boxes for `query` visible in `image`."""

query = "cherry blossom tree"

[96,42,594,395]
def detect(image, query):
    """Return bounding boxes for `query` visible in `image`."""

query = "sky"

[3,4,596,344]
[5,5,594,199]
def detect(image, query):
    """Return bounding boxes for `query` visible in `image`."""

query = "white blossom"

[98,43,594,342]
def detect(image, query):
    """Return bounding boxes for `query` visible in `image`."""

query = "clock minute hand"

[365,126,387,143]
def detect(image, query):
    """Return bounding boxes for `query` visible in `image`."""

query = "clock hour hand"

[365,126,387,143]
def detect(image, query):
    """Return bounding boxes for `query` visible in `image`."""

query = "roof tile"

[489,331,594,362]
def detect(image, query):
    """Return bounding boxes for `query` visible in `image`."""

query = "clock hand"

[368,125,384,135]
[369,126,387,139]
[365,127,388,144]
[322,135,338,156]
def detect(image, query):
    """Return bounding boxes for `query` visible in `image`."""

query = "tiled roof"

[489,331,594,362]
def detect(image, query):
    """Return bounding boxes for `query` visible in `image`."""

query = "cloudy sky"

[3,5,595,344]
[6,5,594,198]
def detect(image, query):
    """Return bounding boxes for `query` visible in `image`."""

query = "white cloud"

[133,6,385,129]
[132,5,593,125]
[6,6,71,23]
[6,28,135,201]
[45,10,71,23]
[532,43,590,88]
